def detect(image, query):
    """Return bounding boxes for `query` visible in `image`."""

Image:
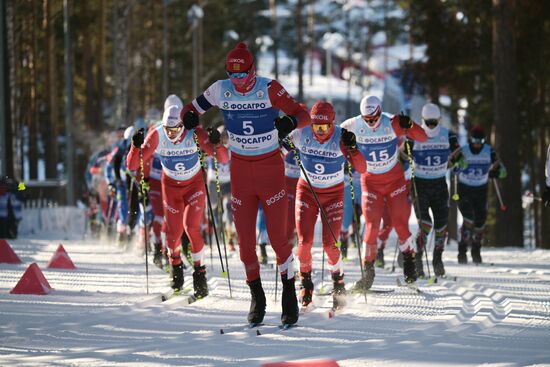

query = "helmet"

[162,105,182,128]
[360,95,382,117]
[164,94,183,111]
[225,42,256,92]
[421,103,441,121]
[310,101,335,124]
[123,126,135,140]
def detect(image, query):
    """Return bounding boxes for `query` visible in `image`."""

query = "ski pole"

[193,132,232,294]
[452,173,459,201]
[213,149,232,298]
[139,142,149,294]
[285,138,340,247]
[274,265,279,302]
[390,237,399,272]
[405,141,432,282]
[492,178,507,211]
[346,156,367,302]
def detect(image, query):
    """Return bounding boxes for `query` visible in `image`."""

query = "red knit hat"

[226,42,254,72]
[310,101,335,124]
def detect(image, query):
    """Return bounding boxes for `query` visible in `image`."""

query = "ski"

[396,278,422,293]
[160,287,192,302]
[220,323,298,336]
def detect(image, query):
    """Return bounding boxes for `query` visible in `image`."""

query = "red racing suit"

[341,113,427,262]
[289,126,366,274]
[127,126,228,267]
[182,76,310,281]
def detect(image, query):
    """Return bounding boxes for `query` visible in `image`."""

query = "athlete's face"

[164,124,183,140]
[362,114,381,128]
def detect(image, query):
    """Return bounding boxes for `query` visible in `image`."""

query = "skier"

[543,144,550,207]
[288,101,366,309]
[127,104,228,299]
[457,125,506,264]
[179,42,310,326]
[408,103,465,277]
[341,95,427,288]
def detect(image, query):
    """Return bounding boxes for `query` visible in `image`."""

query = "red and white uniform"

[181,77,309,281]
[341,113,426,262]
[127,126,228,266]
[290,125,366,274]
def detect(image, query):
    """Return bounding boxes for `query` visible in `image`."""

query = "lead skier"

[179,42,310,326]
[341,95,427,288]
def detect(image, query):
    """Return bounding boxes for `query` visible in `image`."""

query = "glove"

[274,115,297,140]
[451,153,468,171]
[543,185,550,207]
[207,127,221,145]
[108,183,117,197]
[488,168,499,179]
[132,129,145,148]
[398,112,413,129]
[340,128,357,149]
[489,165,507,179]
[182,110,199,130]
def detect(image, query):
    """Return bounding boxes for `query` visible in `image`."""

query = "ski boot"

[331,273,347,310]
[247,278,266,325]
[471,230,483,264]
[170,263,184,291]
[353,260,375,291]
[432,245,445,276]
[415,249,425,278]
[457,241,468,264]
[281,273,299,326]
[375,245,385,268]
[259,243,268,265]
[193,265,209,299]
[403,250,417,284]
[299,272,314,307]
[340,235,348,260]
[153,242,164,270]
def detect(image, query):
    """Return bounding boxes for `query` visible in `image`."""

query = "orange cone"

[47,244,76,269]
[10,263,53,295]
[0,239,22,264]
[262,360,339,367]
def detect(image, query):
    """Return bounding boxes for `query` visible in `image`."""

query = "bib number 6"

[175,162,185,171]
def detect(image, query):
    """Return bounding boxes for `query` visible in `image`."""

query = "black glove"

[182,110,199,130]
[542,185,550,207]
[274,115,297,140]
[108,183,117,197]
[398,112,413,129]
[340,128,356,149]
[207,127,221,145]
[132,128,145,148]
[488,167,499,179]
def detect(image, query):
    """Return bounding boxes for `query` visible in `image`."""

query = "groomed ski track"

[1,233,549,366]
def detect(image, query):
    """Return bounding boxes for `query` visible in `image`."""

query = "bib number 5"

[243,120,254,135]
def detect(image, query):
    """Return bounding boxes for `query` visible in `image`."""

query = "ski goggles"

[424,119,439,126]
[164,125,183,134]
[312,123,331,133]
[470,137,485,145]
[227,71,249,79]
[362,115,380,124]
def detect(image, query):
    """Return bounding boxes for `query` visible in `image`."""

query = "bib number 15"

[368,149,389,162]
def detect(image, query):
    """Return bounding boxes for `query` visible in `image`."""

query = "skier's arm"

[113,147,123,181]
[488,148,507,179]
[448,131,467,169]
[180,81,222,126]
[195,127,229,164]
[126,130,159,172]
[268,80,310,128]
[340,144,367,173]
[391,117,427,142]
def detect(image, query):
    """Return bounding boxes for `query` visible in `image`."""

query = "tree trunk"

[296,0,304,102]
[1,0,13,178]
[492,0,523,247]
[43,0,59,179]
[113,1,129,127]
[28,0,39,180]
[96,0,106,128]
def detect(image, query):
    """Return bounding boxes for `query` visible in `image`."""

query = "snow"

[1,230,550,366]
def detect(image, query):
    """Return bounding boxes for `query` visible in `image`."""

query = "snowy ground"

[1,231,550,367]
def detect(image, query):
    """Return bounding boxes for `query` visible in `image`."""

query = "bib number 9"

[314,163,325,174]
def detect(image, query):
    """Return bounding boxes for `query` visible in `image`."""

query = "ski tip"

[256,329,261,336]
[161,295,167,302]
[220,329,224,334]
